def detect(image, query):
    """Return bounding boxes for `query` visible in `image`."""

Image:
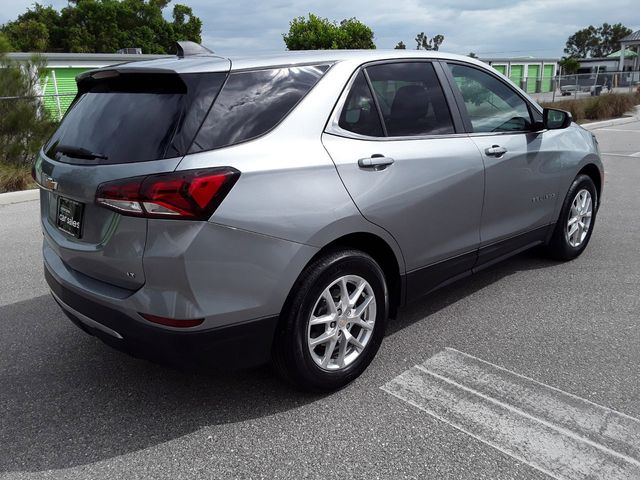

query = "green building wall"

[41,67,89,119]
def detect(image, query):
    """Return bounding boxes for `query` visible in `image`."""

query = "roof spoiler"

[176,41,214,58]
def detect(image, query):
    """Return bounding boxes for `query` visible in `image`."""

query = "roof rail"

[176,41,214,58]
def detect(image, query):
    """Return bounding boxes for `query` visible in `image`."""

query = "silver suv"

[34,47,603,391]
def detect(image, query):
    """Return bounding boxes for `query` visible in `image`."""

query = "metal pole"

[51,70,62,121]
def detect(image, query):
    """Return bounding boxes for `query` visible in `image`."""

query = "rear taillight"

[95,167,240,220]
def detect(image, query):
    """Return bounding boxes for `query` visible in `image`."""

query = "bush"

[0,33,57,192]
[542,92,640,122]
[0,163,33,193]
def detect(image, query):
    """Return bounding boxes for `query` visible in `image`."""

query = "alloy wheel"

[565,189,593,248]
[306,275,376,371]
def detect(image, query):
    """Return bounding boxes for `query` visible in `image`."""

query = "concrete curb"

[0,189,39,206]
[582,106,640,131]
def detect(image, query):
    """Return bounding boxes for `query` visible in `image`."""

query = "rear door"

[322,61,485,298]
[35,67,228,289]
[443,62,563,262]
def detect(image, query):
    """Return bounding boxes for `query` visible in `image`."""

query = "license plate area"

[56,196,84,238]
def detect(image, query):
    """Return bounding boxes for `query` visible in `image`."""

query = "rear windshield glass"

[189,64,330,153]
[45,72,226,165]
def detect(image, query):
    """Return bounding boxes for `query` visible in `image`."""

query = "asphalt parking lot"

[1,120,639,479]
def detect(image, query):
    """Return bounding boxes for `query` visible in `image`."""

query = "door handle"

[485,145,508,157]
[358,154,395,169]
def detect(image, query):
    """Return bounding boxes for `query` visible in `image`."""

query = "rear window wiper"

[54,144,109,160]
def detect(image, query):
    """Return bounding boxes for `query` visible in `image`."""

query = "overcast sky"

[1,0,639,58]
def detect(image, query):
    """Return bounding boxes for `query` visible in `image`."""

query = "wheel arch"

[577,163,602,209]
[282,232,404,322]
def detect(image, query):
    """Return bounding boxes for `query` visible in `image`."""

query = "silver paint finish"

[36,154,183,290]
[322,133,484,271]
[469,131,565,245]
[44,220,319,330]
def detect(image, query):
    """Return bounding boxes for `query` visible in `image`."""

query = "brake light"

[95,167,240,220]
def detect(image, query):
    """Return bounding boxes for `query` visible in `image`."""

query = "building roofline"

[479,57,559,63]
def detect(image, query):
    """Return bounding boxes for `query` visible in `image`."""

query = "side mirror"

[543,108,572,129]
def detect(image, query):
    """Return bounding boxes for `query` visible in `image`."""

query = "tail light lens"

[96,167,240,220]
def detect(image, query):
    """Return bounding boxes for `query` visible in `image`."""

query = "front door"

[444,62,563,263]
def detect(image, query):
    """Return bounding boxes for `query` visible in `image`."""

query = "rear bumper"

[45,265,279,369]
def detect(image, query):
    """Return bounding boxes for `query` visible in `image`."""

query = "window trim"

[324,59,467,142]
[441,60,544,137]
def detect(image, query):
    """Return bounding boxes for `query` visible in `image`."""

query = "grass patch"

[0,163,35,193]
[542,92,640,123]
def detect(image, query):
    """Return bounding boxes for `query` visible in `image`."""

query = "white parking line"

[382,348,640,480]
[600,128,640,133]
[602,153,640,157]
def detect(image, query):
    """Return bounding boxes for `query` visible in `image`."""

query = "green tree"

[564,23,632,58]
[598,23,633,56]
[0,33,57,170]
[415,32,444,51]
[283,14,375,50]
[394,41,406,50]
[559,56,580,74]
[1,4,62,52]
[468,52,478,58]
[1,0,203,54]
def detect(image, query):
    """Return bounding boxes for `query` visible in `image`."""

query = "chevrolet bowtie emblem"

[43,176,58,191]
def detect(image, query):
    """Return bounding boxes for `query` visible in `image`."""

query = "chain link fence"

[526,71,640,103]
[0,92,77,121]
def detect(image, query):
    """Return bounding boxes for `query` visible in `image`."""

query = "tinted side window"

[366,62,454,136]
[338,71,384,137]
[447,63,532,133]
[190,65,329,152]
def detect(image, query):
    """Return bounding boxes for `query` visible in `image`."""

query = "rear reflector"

[140,313,204,328]
[96,167,240,220]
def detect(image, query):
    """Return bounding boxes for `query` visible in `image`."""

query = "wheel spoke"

[568,216,579,226]
[351,317,374,331]
[352,295,373,318]
[310,313,335,326]
[309,331,334,348]
[567,222,579,239]
[322,288,337,314]
[321,337,338,367]
[349,279,367,307]
[573,223,582,243]
[337,336,348,367]
[344,330,364,350]
[338,277,350,309]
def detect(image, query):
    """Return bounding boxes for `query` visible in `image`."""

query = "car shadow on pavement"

[0,294,322,473]
[0,249,559,474]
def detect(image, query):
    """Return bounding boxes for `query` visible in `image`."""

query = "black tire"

[272,249,388,392]
[545,174,598,261]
